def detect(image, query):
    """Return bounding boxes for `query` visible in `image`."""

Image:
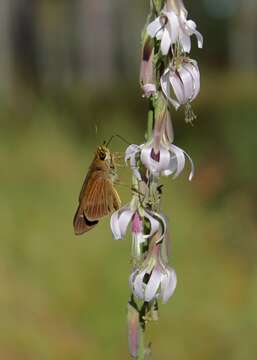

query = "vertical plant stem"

[147,104,154,142]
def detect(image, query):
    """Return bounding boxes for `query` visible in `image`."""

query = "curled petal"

[161,267,177,303]
[146,211,167,243]
[110,207,134,240]
[110,211,122,240]
[185,19,203,48]
[144,212,161,238]
[160,69,180,110]
[172,144,194,180]
[183,149,195,181]
[170,144,186,178]
[147,17,162,38]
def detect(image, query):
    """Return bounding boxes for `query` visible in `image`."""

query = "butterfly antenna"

[106,134,131,147]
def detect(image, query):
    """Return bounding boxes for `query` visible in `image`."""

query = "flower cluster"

[113,0,202,307]
[130,232,177,303]
[112,0,202,357]
[141,0,203,123]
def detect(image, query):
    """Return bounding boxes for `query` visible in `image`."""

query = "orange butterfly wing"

[73,168,121,235]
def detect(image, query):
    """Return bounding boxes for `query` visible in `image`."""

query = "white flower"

[125,141,194,180]
[161,59,200,110]
[147,0,203,55]
[130,237,177,303]
[110,204,166,242]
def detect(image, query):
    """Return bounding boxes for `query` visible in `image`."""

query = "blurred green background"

[0,0,257,359]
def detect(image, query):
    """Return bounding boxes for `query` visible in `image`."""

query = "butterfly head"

[96,145,111,161]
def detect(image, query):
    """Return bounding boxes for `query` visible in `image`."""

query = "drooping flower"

[125,141,194,179]
[147,0,203,55]
[130,233,177,303]
[161,59,200,110]
[125,93,194,179]
[110,203,166,243]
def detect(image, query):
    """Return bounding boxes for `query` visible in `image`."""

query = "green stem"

[128,1,165,358]
[146,98,154,142]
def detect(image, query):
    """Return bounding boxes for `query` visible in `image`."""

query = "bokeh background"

[1,0,257,359]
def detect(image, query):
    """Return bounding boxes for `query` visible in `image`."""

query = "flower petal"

[133,270,147,300]
[183,149,195,181]
[161,267,177,303]
[144,211,161,238]
[147,211,167,243]
[110,207,134,240]
[186,20,203,48]
[141,144,171,175]
[169,72,186,105]
[170,144,186,178]
[110,211,122,240]
[129,268,138,289]
[160,28,171,55]
[165,11,179,44]
[119,209,134,237]
[147,17,162,38]
[183,61,200,101]
[145,267,162,302]
[161,70,181,110]
[178,65,194,101]
[179,30,191,53]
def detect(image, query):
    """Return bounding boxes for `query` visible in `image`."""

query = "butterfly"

[73,144,121,235]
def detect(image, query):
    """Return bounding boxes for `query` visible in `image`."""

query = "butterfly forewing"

[73,145,121,235]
